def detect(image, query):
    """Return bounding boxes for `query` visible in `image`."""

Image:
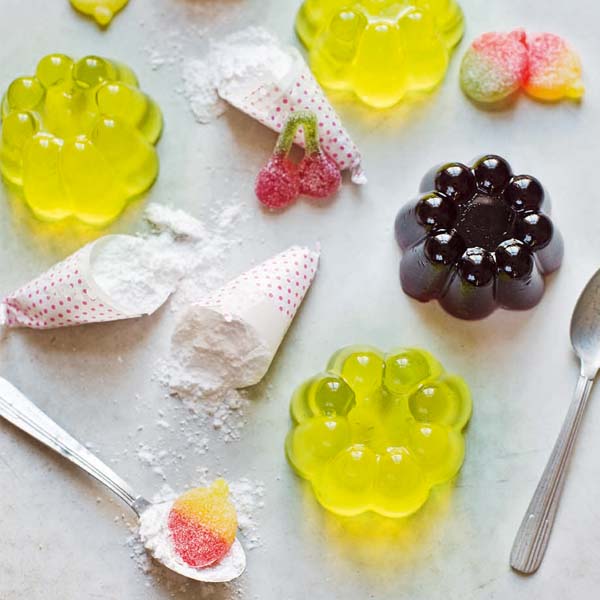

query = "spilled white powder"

[182,27,294,123]
[92,236,181,315]
[168,306,272,398]
[89,202,236,322]
[145,202,244,315]
[229,478,266,550]
[129,203,255,439]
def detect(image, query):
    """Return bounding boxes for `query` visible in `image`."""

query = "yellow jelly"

[286,345,471,518]
[296,0,465,108]
[70,0,129,26]
[0,54,162,226]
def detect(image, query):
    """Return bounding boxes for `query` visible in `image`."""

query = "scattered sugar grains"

[181,27,294,123]
[116,201,256,441]
[141,209,253,442]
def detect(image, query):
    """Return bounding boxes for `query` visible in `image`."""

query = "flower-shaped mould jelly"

[395,156,564,320]
[0,54,163,226]
[295,0,465,108]
[285,345,471,518]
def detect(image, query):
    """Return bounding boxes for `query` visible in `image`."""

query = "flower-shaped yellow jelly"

[0,54,162,226]
[296,0,465,108]
[285,346,471,517]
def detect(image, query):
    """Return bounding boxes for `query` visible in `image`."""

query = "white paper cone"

[218,49,366,185]
[0,235,171,330]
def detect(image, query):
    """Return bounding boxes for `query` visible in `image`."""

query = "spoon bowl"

[571,268,600,377]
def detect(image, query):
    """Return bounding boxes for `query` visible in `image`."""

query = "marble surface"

[1,1,600,598]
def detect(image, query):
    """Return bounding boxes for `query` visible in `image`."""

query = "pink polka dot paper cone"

[0,235,167,330]
[179,245,320,387]
[218,49,366,185]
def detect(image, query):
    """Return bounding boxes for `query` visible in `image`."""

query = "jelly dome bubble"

[395,155,564,320]
[285,345,471,518]
[296,0,464,108]
[0,54,162,226]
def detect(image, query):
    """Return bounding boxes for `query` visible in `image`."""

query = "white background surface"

[1,1,600,598]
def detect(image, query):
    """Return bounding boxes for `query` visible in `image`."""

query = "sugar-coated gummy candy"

[0,54,162,226]
[70,0,129,26]
[525,32,584,101]
[460,29,583,105]
[459,30,528,104]
[296,0,465,108]
[286,345,471,518]
[168,479,238,569]
[395,155,564,320]
[255,110,341,210]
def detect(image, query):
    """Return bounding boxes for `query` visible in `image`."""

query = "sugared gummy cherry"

[495,239,534,278]
[458,247,495,286]
[256,110,341,208]
[415,193,457,229]
[515,212,553,249]
[255,155,300,209]
[505,175,545,211]
[435,163,476,202]
[424,231,465,265]
[473,155,512,195]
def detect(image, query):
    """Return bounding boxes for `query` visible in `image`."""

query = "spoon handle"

[0,377,149,515]
[510,373,595,574]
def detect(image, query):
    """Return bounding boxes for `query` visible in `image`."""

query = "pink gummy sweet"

[255,154,300,209]
[298,151,341,199]
[460,30,528,104]
[524,32,584,101]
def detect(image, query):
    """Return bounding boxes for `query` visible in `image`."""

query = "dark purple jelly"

[395,155,563,320]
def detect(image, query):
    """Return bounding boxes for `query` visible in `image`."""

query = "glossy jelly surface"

[0,54,162,226]
[168,479,238,569]
[296,0,464,108]
[460,30,584,105]
[395,155,564,320]
[70,0,129,26]
[286,345,471,518]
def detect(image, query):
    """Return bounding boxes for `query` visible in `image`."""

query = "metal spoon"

[510,267,600,574]
[0,377,246,583]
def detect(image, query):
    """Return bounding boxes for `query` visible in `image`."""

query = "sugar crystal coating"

[168,479,238,569]
[296,0,464,108]
[286,345,471,517]
[460,29,583,105]
[525,32,584,101]
[0,54,162,226]
[255,110,341,209]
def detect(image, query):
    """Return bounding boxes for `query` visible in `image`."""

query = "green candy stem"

[274,110,320,157]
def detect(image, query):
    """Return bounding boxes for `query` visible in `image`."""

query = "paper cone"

[0,235,170,330]
[218,49,366,185]
[199,244,319,352]
[176,245,320,389]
